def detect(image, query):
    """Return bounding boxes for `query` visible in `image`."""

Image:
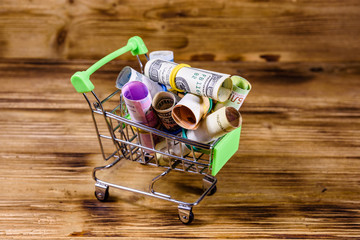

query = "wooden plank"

[0,0,359,61]
[0,60,359,238]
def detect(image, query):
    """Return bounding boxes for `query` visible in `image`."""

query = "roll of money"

[149,50,174,62]
[144,59,233,102]
[152,91,181,132]
[171,93,210,130]
[122,81,159,151]
[186,106,242,143]
[122,81,158,127]
[124,114,160,154]
[155,138,191,166]
[116,66,163,98]
[214,75,251,111]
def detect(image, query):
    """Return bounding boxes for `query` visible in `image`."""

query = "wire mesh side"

[87,89,216,175]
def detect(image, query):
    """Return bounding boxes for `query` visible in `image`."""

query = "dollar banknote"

[144,59,233,102]
[152,91,181,132]
[214,75,251,111]
[171,93,210,130]
[186,106,242,143]
[116,66,163,98]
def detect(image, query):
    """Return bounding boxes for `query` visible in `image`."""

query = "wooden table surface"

[0,59,359,239]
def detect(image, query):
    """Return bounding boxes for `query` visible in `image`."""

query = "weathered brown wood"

[0,0,359,62]
[0,59,359,238]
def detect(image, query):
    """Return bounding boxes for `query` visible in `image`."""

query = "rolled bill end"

[186,106,242,143]
[216,77,233,102]
[152,91,181,132]
[122,81,159,128]
[116,66,132,89]
[122,81,149,101]
[231,75,251,90]
[224,106,242,129]
[149,51,174,62]
[172,104,197,129]
[214,76,251,111]
[171,94,210,130]
[117,66,163,98]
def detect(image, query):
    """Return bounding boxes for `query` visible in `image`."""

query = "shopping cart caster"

[202,176,217,196]
[178,205,194,224]
[207,185,217,196]
[94,182,109,202]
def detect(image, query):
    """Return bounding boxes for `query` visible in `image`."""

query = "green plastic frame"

[212,127,241,176]
[71,36,148,93]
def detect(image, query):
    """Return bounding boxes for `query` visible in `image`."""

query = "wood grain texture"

[0,0,359,62]
[0,59,359,238]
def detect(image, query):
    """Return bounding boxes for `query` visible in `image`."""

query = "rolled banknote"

[149,50,174,62]
[144,59,233,102]
[116,66,163,98]
[152,91,181,132]
[124,115,160,154]
[134,127,157,154]
[154,138,191,166]
[171,93,210,130]
[214,75,251,111]
[186,106,242,143]
[122,81,158,127]
[122,81,159,151]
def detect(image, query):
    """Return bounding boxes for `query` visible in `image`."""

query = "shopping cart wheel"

[207,185,217,196]
[178,205,194,224]
[94,189,109,202]
[178,211,194,225]
[94,182,109,202]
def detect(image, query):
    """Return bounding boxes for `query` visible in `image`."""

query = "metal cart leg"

[149,168,172,198]
[178,204,194,225]
[93,156,123,202]
[202,175,217,196]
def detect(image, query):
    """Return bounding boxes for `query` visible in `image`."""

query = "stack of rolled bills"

[116,53,251,148]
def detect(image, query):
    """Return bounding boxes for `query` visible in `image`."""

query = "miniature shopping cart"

[71,36,241,224]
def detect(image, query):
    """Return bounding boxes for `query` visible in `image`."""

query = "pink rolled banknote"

[122,81,159,151]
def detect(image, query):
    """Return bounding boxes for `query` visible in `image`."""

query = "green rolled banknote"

[214,76,251,111]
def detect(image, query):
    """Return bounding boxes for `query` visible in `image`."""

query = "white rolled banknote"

[116,66,163,98]
[171,93,210,130]
[186,106,242,143]
[214,75,251,111]
[144,59,233,102]
[152,91,181,132]
[122,81,159,151]
[149,50,174,62]
[154,138,191,165]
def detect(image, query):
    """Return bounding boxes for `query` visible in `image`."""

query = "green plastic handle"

[71,36,148,93]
